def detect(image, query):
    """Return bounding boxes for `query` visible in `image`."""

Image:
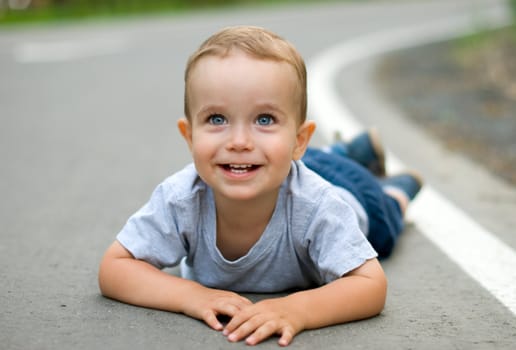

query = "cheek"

[189,134,214,163]
[191,140,212,159]
[191,140,214,179]
[263,136,297,162]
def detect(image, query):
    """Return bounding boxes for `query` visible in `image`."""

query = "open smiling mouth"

[221,164,261,174]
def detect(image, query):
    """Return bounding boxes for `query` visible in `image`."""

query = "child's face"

[179,50,314,202]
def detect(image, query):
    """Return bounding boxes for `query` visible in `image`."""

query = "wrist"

[281,293,310,331]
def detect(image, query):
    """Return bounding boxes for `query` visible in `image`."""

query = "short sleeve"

[303,190,378,283]
[117,182,188,269]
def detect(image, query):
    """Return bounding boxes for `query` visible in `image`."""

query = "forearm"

[98,241,252,331]
[286,259,387,329]
[222,259,386,346]
[98,241,204,314]
[98,251,200,313]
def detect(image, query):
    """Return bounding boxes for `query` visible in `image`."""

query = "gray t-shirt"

[117,161,377,293]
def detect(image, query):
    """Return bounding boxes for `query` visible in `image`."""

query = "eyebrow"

[253,102,288,116]
[192,105,225,120]
[195,102,287,116]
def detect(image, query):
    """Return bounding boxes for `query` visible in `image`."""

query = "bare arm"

[224,258,387,346]
[293,257,387,327]
[98,241,252,330]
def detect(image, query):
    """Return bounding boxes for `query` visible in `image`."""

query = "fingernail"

[222,329,229,336]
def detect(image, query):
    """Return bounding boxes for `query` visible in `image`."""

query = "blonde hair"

[184,25,307,123]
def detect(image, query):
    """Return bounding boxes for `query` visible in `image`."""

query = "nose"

[226,124,254,151]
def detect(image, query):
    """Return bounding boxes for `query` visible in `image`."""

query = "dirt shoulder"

[375,26,516,186]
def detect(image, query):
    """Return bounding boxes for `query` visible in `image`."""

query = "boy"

[98,26,422,346]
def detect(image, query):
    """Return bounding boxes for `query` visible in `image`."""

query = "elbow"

[97,241,131,299]
[97,254,116,298]
[369,272,387,317]
[369,260,388,316]
[97,260,109,297]
[376,273,388,315]
[363,269,388,318]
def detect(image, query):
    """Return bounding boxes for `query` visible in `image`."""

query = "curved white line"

[308,7,516,314]
[14,37,128,63]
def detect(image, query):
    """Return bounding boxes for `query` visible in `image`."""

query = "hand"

[223,297,305,346]
[181,285,253,331]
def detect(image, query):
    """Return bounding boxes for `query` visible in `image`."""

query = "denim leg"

[327,142,349,158]
[302,148,403,258]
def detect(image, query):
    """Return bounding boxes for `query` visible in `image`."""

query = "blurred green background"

[0,0,325,24]
[1,0,515,30]
[1,0,515,32]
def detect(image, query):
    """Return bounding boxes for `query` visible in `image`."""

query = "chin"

[218,186,279,202]
[221,191,262,201]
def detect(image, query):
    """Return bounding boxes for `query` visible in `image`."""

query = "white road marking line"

[308,10,516,315]
[13,36,128,63]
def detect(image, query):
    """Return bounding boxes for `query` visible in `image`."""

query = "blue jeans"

[302,148,403,258]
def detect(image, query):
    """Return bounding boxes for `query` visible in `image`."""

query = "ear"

[292,120,316,160]
[177,118,193,151]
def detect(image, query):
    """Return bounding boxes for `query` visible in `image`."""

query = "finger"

[246,324,295,347]
[278,328,295,347]
[239,295,253,305]
[214,302,245,320]
[244,321,279,346]
[202,310,224,331]
[210,298,252,333]
[229,315,276,344]
[226,313,261,342]
[223,308,251,335]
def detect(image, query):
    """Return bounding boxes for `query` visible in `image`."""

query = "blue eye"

[208,114,226,125]
[256,114,274,126]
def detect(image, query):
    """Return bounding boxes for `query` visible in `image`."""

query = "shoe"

[330,128,386,176]
[380,171,423,201]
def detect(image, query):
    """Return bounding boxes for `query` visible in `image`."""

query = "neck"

[213,189,280,261]
[214,190,279,230]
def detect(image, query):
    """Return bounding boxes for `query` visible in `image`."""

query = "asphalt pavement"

[1,0,515,349]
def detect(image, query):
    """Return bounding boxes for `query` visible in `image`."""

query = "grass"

[0,0,327,26]
[451,24,516,66]
[452,0,516,53]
